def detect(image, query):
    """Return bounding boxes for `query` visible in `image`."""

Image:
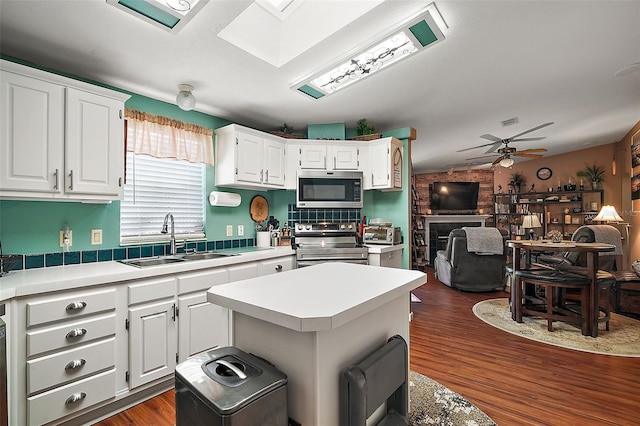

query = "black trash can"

[175,346,288,426]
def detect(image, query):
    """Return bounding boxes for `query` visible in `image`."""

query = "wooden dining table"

[507,240,615,337]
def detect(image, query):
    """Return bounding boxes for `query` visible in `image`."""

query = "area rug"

[409,371,496,426]
[473,298,640,357]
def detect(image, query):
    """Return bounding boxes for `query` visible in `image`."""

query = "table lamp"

[593,205,623,223]
[522,213,542,240]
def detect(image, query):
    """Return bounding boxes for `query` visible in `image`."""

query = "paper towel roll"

[209,191,241,207]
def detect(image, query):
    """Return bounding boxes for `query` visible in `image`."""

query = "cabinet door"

[263,139,285,186]
[330,145,359,170]
[236,131,264,184]
[128,300,177,389]
[369,140,391,188]
[178,292,229,361]
[299,145,327,169]
[65,88,124,197]
[0,70,64,193]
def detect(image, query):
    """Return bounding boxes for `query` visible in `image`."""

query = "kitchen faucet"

[161,213,177,255]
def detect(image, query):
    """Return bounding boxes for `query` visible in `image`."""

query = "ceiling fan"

[459,122,554,167]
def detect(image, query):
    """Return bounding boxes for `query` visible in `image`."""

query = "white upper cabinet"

[215,124,286,190]
[298,143,360,171]
[0,60,130,202]
[365,137,404,190]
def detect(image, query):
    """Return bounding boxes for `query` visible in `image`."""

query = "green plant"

[356,118,376,136]
[509,172,526,190]
[278,123,294,134]
[576,164,606,183]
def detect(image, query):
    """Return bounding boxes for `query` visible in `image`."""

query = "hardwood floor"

[96,268,640,425]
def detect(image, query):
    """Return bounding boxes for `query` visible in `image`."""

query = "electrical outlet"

[226,225,233,237]
[238,225,244,236]
[59,229,72,247]
[91,229,103,245]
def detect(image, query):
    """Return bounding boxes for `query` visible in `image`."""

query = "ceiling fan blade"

[515,152,544,158]
[510,137,546,142]
[456,141,499,153]
[508,122,554,140]
[484,142,503,154]
[492,156,505,166]
[479,134,503,142]
[465,154,500,161]
[518,148,548,153]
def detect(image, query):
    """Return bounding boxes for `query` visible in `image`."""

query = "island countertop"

[207,262,426,332]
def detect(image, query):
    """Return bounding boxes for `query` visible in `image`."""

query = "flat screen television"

[430,182,480,213]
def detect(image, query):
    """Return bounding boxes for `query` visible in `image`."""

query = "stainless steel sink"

[180,252,238,260]
[120,257,186,267]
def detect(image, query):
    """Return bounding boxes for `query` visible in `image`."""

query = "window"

[120,110,212,245]
[120,153,205,245]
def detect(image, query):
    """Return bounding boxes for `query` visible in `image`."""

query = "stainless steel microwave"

[296,171,363,208]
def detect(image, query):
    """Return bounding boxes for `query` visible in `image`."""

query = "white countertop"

[207,262,426,332]
[0,246,294,301]
[364,244,405,254]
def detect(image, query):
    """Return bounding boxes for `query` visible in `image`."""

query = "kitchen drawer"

[128,277,176,305]
[27,313,116,357]
[27,337,115,395]
[27,368,116,426]
[26,288,116,327]
[178,268,228,295]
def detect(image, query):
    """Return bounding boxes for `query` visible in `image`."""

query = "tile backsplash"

[4,204,360,273]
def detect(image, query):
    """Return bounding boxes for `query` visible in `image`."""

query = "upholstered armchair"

[434,228,508,292]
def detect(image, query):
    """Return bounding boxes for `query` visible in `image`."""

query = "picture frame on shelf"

[632,129,640,168]
[632,173,640,200]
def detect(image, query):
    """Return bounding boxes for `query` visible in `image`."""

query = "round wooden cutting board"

[250,195,269,223]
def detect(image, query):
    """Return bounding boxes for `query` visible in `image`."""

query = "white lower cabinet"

[127,277,177,389]
[12,253,295,425]
[259,255,295,275]
[177,268,230,361]
[368,246,404,268]
[20,288,117,425]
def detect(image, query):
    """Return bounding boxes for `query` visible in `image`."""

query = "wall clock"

[536,167,552,180]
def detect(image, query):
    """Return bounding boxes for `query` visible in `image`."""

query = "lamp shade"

[593,205,623,222]
[176,84,196,111]
[499,157,514,168]
[522,213,542,229]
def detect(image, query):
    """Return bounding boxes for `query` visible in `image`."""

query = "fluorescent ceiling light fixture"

[107,0,208,33]
[292,3,446,99]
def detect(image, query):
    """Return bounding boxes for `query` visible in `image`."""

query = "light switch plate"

[91,229,103,245]
[238,225,244,236]
[226,225,233,237]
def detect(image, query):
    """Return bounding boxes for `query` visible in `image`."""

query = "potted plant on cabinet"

[576,164,605,190]
[350,118,382,141]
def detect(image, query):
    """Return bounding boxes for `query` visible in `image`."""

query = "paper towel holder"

[209,191,241,207]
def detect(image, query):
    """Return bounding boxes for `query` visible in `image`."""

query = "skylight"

[108,0,208,32]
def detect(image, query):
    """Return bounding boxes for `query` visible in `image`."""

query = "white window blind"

[120,149,205,245]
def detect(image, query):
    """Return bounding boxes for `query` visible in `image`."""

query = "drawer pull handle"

[65,301,87,311]
[275,264,283,272]
[65,359,86,370]
[65,392,86,405]
[66,328,87,339]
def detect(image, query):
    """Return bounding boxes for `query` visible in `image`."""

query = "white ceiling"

[1,0,639,173]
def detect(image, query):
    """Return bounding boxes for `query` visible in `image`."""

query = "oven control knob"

[297,224,303,230]
[347,224,353,230]
[306,224,312,230]
[340,224,346,230]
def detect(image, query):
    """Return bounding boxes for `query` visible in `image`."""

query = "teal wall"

[0,58,411,266]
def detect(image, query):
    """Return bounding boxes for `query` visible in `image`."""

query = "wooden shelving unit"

[493,189,604,239]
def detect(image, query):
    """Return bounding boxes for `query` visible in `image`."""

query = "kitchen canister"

[256,231,270,248]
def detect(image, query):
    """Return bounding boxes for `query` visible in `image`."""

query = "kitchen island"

[207,262,426,426]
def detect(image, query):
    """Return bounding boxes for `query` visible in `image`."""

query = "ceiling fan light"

[499,157,514,168]
[176,84,196,111]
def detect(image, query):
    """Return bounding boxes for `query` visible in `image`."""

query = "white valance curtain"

[125,109,214,165]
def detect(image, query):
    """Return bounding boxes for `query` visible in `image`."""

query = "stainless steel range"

[293,222,368,268]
